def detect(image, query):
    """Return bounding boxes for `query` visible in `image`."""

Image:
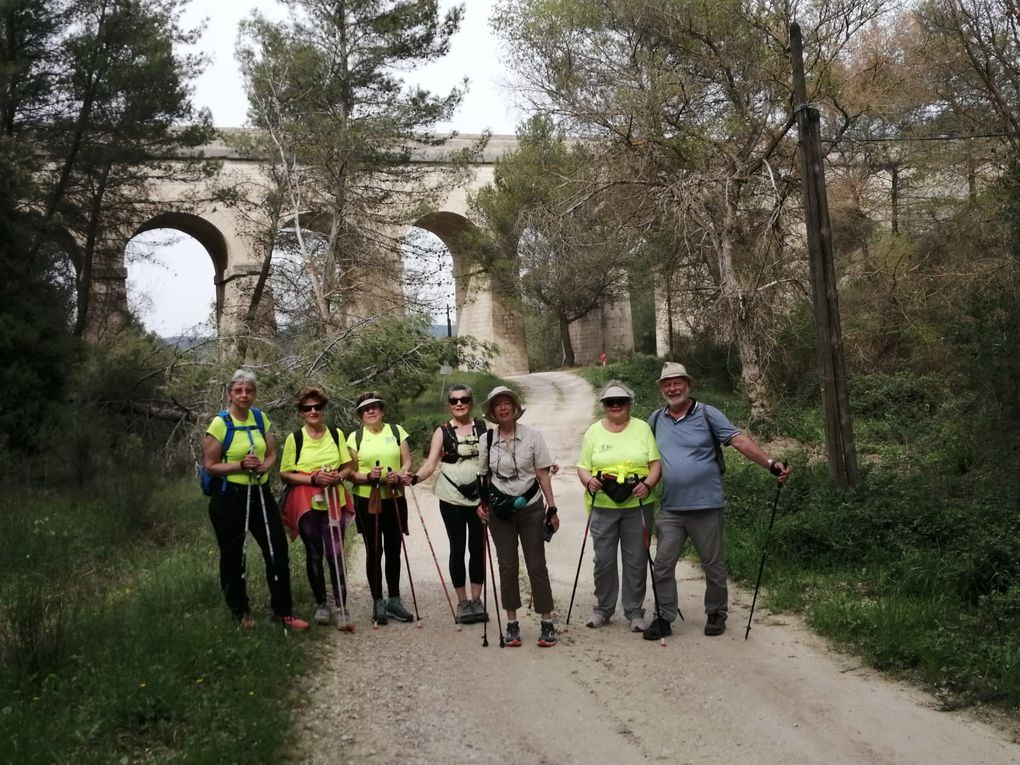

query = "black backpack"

[291,426,344,464]
[440,419,487,463]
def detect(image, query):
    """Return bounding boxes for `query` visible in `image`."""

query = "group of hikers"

[201,363,790,645]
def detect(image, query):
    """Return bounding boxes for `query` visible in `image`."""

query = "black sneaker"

[642,617,672,641]
[505,620,522,647]
[537,620,557,647]
[704,612,726,636]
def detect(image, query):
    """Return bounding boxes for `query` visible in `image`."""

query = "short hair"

[228,369,257,392]
[294,386,329,408]
[449,383,473,397]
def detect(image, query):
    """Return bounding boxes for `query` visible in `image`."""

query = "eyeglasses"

[298,402,326,413]
[602,398,631,407]
[448,396,472,405]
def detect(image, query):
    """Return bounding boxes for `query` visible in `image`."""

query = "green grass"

[0,478,309,764]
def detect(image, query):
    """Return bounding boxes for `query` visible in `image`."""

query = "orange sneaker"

[278,615,309,632]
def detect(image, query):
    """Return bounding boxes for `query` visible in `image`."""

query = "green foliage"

[0,479,308,764]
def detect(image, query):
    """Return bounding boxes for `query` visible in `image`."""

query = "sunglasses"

[448,396,472,405]
[298,402,326,413]
[602,398,631,407]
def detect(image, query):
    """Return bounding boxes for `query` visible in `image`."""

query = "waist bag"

[486,481,539,519]
[599,474,640,504]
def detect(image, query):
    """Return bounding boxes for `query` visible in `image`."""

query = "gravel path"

[293,371,1018,764]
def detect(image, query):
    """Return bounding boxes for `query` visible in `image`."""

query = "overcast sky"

[129,0,522,336]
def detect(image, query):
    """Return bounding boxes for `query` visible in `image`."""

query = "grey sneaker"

[313,603,332,625]
[629,616,649,633]
[469,597,488,623]
[386,596,414,623]
[505,620,522,647]
[456,600,474,624]
[537,620,558,647]
[373,598,389,625]
[704,612,727,636]
[585,612,610,628]
[334,609,353,632]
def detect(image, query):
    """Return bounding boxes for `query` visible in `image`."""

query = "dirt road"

[297,371,1018,764]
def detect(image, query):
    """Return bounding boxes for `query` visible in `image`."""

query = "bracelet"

[411,474,419,486]
[546,506,558,516]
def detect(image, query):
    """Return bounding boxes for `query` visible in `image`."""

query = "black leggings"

[208,485,293,619]
[353,494,408,600]
[439,500,484,588]
[298,510,348,607]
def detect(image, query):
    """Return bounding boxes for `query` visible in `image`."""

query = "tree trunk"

[559,313,575,367]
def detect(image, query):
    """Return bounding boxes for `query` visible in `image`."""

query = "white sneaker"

[629,616,649,632]
[313,604,332,625]
[586,612,610,628]
[334,609,353,631]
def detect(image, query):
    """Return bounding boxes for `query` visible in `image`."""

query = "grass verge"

[0,478,309,764]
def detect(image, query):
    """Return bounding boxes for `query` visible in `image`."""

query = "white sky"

[128,0,522,337]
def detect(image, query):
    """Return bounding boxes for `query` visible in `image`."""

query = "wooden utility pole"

[790,23,859,487]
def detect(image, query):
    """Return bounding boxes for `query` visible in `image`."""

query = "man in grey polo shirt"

[643,362,790,639]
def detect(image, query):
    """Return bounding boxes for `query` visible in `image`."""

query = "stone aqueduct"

[92,131,638,375]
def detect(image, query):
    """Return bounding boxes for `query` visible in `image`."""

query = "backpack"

[650,400,726,475]
[198,408,267,496]
[440,419,487,463]
[353,423,400,451]
[291,426,343,465]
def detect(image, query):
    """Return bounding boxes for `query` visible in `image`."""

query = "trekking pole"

[482,520,505,647]
[250,447,278,582]
[408,485,459,629]
[638,497,675,647]
[370,460,382,629]
[388,469,421,627]
[242,479,252,583]
[745,480,784,641]
[324,478,354,633]
[566,474,600,626]
[482,524,490,647]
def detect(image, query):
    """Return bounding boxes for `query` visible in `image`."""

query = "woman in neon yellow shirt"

[201,370,308,631]
[576,381,661,633]
[345,392,414,626]
[279,386,354,630]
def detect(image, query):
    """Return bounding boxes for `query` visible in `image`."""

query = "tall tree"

[469,114,634,366]
[494,0,888,415]
[235,0,479,337]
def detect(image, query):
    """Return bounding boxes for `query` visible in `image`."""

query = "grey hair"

[449,383,473,397]
[228,369,257,391]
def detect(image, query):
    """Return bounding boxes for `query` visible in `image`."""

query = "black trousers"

[353,493,407,600]
[208,484,293,619]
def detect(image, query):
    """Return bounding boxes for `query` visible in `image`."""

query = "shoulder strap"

[699,402,726,473]
[218,410,234,458]
[441,423,457,458]
[330,426,341,451]
[292,428,304,463]
[650,407,664,435]
[251,407,266,436]
[474,418,487,438]
[390,423,400,442]
[354,426,364,451]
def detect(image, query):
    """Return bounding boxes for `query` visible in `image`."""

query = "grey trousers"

[488,501,554,614]
[589,505,652,620]
[652,508,728,622]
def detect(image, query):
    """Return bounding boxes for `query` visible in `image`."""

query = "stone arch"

[131,212,230,328]
[413,211,528,375]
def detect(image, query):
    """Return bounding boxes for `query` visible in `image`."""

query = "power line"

[826,131,1015,144]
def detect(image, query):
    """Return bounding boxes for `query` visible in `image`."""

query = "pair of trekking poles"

[406,478,506,647]
[563,471,786,642]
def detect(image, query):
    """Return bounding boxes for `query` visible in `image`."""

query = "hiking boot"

[504,620,522,647]
[373,598,389,625]
[314,603,332,625]
[704,612,727,636]
[386,596,414,623]
[629,616,649,633]
[537,620,558,647]
[585,612,610,628]
[642,617,672,641]
[456,600,474,624]
[469,597,488,623]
